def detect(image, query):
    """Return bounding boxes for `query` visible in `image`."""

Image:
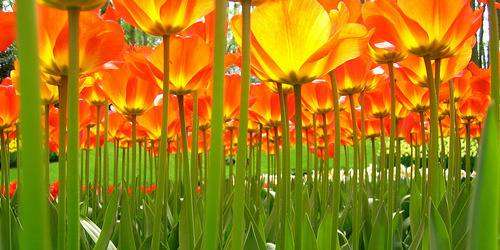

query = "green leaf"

[94,191,120,250]
[368,202,388,250]
[167,223,180,250]
[429,201,451,250]
[301,214,318,250]
[468,104,500,249]
[119,191,137,250]
[451,195,470,250]
[285,220,295,250]
[80,215,117,250]
[244,224,261,250]
[317,208,333,250]
[409,185,422,239]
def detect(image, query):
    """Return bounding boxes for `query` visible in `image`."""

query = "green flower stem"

[202,1,226,247]
[233,2,253,233]
[387,62,396,208]
[294,84,304,250]
[423,56,440,202]
[45,105,50,188]
[152,35,170,250]
[488,0,500,123]
[277,83,289,248]
[266,129,271,214]
[371,138,377,190]
[130,114,137,218]
[312,115,319,227]
[178,94,195,249]
[465,121,471,191]
[67,7,82,249]
[447,80,457,201]
[330,71,342,250]
[439,121,446,166]
[321,113,329,212]
[16,123,21,192]
[387,62,396,246]
[1,130,11,250]
[191,91,199,200]
[273,126,282,245]
[103,100,109,207]
[203,130,208,197]
[93,107,101,220]
[114,139,119,187]
[85,126,90,214]
[359,91,366,234]
[349,94,360,250]
[256,126,263,202]
[419,112,427,208]
[305,128,311,188]
[395,123,402,206]
[17,2,50,248]
[58,76,68,250]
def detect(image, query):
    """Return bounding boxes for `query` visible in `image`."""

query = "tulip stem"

[423,55,440,203]
[103,100,109,207]
[1,130,11,249]
[488,0,500,143]
[17,1,50,248]
[465,120,471,191]
[58,76,68,250]
[45,105,50,189]
[330,71,342,250]
[294,84,303,250]
[388,61,396,246]
[447,80,457,201]
[130,114,137,218]
[191,91,200,200]
[178,94,195,249]
[277,83,289,249]
[203,1,226,247]
[349,93,360,250]
[152,35,170,250]
[419,112,427,209]
[93,106,101,220]
[233,0,251,247]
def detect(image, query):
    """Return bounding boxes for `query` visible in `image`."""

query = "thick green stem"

[202,1,226,247]
[114,139,119,187]
[330,71,342,250]
[45,105,50,189]
[58,77,68,250]
[423,56,440,203]
[273,126,282,246]
[277,83,289,249]
[387,62,396,245]
[379,117,386,200]
[419,112,427,208]
[232,1,251,246]
[179,94,195,249]
[130,114,137,218]
[191,91,199,200]
[359,91,366,238]
[294,85,303,250]
[447,80,457,201]
[349,94,360,250]
[321,113,329,212]
[152,35,170,249]
[67,8,81,250]
[465,121,471,191]
[17,2,50,248]
[103,100,109,207]
[1,131,11,250]
[92,107,101,220]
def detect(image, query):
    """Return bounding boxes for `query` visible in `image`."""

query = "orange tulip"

[0,81,19,130]
[363,81,391,119]
[37,4,125,76]
[394,40,473,88]
[301,79,333,115]
[114,0,214,37]
[107,111,128,142]
[439,70,472,103]
[456,91,490,121]
[0,11,15,52]
[395,81,430,113]
[248,83,294,128]
[137,99,181,142]
[10,61,60,106]
[222,74,256,122]
[79,125,104,150]
[100,64,161,116]
[231,0,372,85]
[362,117,381,140]
[330,56,376,96]
[362,0,482,59]
[38,0,106,11]
[80,74,107,107]
[126,35,212,96]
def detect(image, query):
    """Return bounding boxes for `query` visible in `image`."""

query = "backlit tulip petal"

[0,11,15,53]
[114,0,214,37]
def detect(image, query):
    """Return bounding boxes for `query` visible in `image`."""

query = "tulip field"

[1,0,500,249]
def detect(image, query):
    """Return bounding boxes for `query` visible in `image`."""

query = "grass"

[7,139,378,185]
